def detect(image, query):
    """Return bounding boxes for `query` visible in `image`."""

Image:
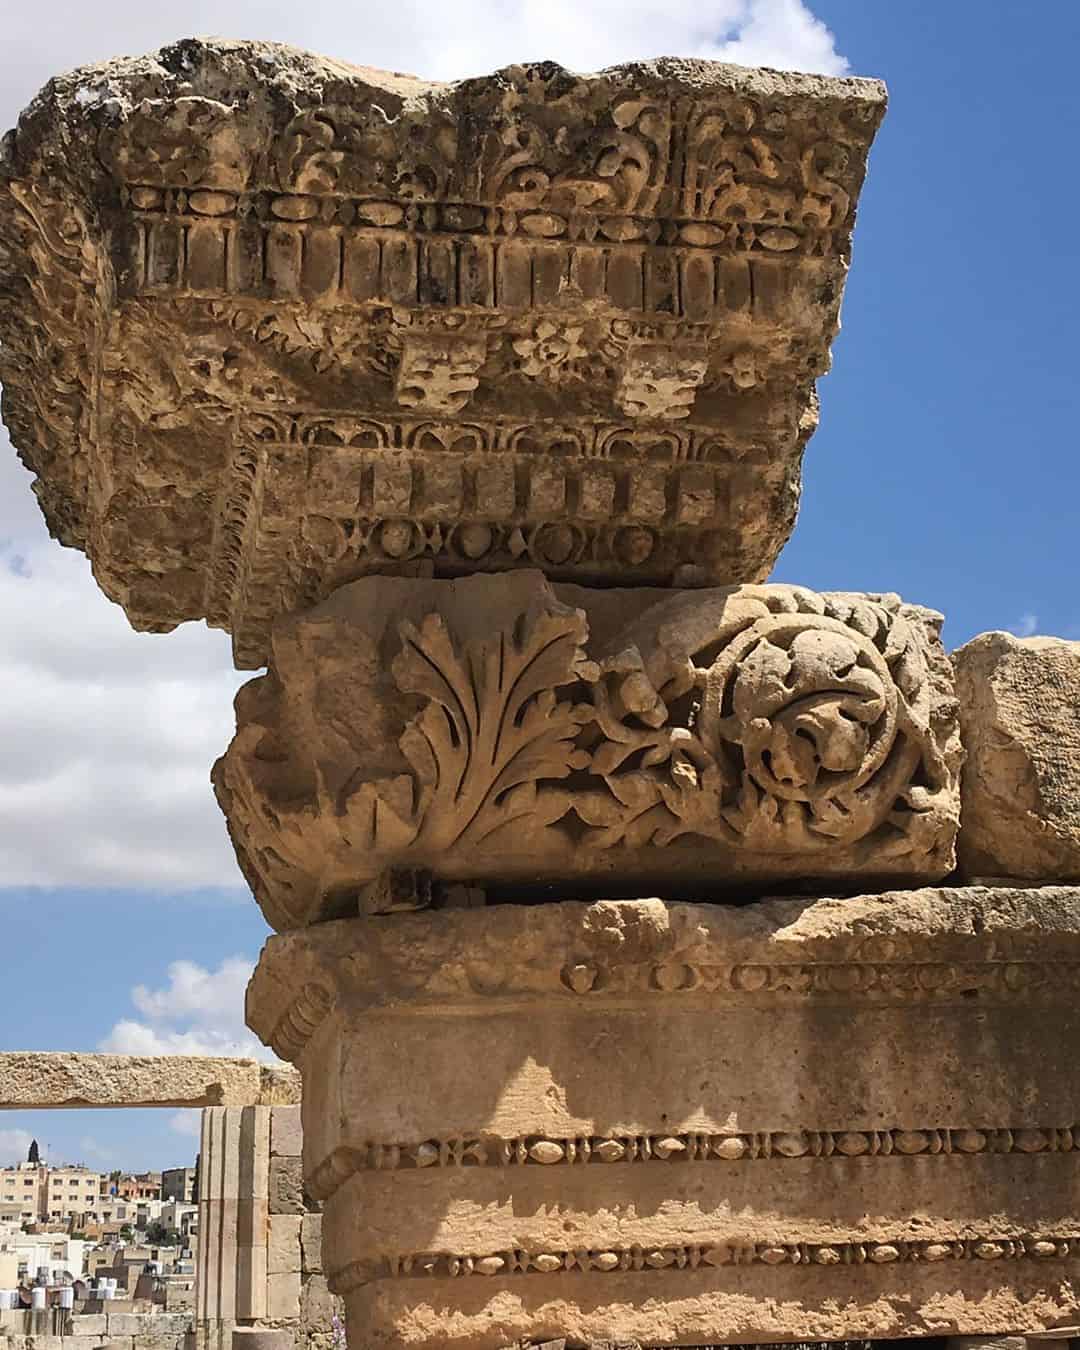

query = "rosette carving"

[699,610,924,849]
[575,589,958,860]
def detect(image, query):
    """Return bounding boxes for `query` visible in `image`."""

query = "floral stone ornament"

[213,572,961,931]
[512,320,588,379]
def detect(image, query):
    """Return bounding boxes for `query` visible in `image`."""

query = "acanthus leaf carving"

[98,96,247,189]
[331,600,598,870]
[274,106,456,200]
[478,83,669,215]
[275,112,345,194]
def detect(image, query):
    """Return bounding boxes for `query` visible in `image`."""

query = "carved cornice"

[0,179,109,548]
[307,1124,1080,1200]
[120,178,847,249]
[0,42,884,660]
[245,890,1080,1059]
[210,413,795,664]
[115,187,846,315]
[86,54,883,231]
[329,1234,1080,1292]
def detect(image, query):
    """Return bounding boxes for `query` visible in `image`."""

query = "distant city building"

[160,1201,198,1240]
[0,1144,195,1254]
[41,1165,101,1223]
[103,1171,161,1201]
[0,1233,86,1282]
[160,1167,196,1203]
[81,1197,137,1229]
[0,1161,45,1224]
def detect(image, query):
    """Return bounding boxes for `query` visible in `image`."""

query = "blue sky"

[1,0,1078,1171]
[774,0,1080,638]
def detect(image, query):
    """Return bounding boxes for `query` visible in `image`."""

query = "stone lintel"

[0,1052,300,1109]
[245,886,1080,1350]
[0,40,886,666]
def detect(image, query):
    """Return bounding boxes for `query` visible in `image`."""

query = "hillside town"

[0,1142,197,1314]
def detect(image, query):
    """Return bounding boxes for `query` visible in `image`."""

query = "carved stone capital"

[213,572,961,931]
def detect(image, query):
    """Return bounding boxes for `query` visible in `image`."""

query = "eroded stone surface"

[245,887,1080,1349]
[214,572,960,930]
[0,39,885,665]
[955,632,1080,881]
[0,1052,300,1107]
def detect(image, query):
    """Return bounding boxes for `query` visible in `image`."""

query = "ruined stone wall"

[196,1106,339,1350]
[0,1308,191,1350]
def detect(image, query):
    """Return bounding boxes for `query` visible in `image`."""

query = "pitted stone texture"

[214,571,960,930]
[245,887,1080,1350]
[270,1156,305,1215]
[956,632,1080,881]
[0,39,885,666]
[272,1104,304,1158]
[0,1052,299,1108]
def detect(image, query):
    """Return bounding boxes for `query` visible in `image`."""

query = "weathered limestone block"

[302,1214,324,1274]
[270,1156,305,1215]
[0,1051,298,1108]
[0,39,885,666]
[268,1215,303,1276]
[214,571,961,930]
[237,1106,271,1321]
[265,1270,302,1321]
[232,1331,293,1350]
[246,886,1080,1349]
[956,632,1080,881]
[271,1104,304,1159]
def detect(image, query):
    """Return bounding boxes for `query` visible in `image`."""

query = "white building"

[3,1234,87,1282]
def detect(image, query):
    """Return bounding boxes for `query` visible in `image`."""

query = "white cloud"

[0,0,847,124]
[78,1135,116,1163]
[0,534,247,888]
[0,1128,34,1166]
[0,1,847,889]
[130,957,255,1026]
[99,957,275,1061]
[169,1111,202,1140]
[1010,612,1039,638]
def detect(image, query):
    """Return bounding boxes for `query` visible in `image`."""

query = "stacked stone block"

[196,1108,337,1350]
[0,1309,190,1350]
